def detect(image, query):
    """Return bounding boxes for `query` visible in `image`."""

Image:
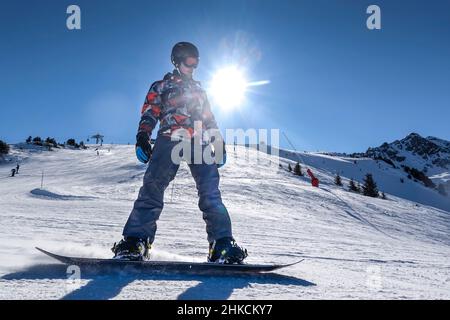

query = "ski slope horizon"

[0,143,449,299]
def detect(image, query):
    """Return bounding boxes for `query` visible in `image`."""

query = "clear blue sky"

[1,0,449,152]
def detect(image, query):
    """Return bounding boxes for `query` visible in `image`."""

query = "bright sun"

[209,66,247,111]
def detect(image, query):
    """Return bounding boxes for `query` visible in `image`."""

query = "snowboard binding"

[112,237,151,261]
[208,237,248,264]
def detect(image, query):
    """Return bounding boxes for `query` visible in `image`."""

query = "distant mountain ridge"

[346,133,449,168]
[364,133,450,170]
[348,133,450,196]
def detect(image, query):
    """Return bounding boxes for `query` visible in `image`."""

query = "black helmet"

[171,42,199,67]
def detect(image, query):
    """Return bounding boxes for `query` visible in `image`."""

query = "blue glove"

[135,132,152,164]
[136,146,150,163]
[216,141,227,168]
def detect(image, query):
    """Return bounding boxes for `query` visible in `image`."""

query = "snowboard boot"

[111,237,151,261]
[208,237,248,264]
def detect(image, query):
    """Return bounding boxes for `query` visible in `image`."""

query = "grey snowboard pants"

[123,135,232,244]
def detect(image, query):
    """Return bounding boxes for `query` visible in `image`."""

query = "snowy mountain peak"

[366,133,450,170]
[398,132,449,156]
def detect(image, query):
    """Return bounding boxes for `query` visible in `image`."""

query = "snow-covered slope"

[274,146,450,213]
[0,144,449,299]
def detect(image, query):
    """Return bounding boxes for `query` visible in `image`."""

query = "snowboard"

[36,247,302,275]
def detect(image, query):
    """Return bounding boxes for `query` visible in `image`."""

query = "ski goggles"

[181,56,199,69]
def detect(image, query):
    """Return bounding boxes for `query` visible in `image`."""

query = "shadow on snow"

[1,263,315,300]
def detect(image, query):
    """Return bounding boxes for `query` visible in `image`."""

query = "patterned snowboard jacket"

[137,69,218,140]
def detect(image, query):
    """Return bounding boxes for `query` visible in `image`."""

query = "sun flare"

[209,66,247,111]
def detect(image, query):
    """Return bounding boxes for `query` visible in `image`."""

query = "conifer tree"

[293,162,303,176]
[335,174,343,186]
[362,173,379,197]
[349,179,358,192]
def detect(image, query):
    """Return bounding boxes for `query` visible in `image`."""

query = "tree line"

[25,136,87,149]
[282,161,387,199]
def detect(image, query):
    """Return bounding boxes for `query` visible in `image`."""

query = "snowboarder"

[112,42,247,263]
[11,168,16,177]
[16,164,19,173]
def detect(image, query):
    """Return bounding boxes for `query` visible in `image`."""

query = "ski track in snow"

[0,144,449,299]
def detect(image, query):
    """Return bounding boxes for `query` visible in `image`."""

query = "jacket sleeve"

[137,82,162,137]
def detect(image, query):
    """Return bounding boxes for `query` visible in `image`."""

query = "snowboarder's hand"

[135,132,152,164]
[216,141,227,168]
